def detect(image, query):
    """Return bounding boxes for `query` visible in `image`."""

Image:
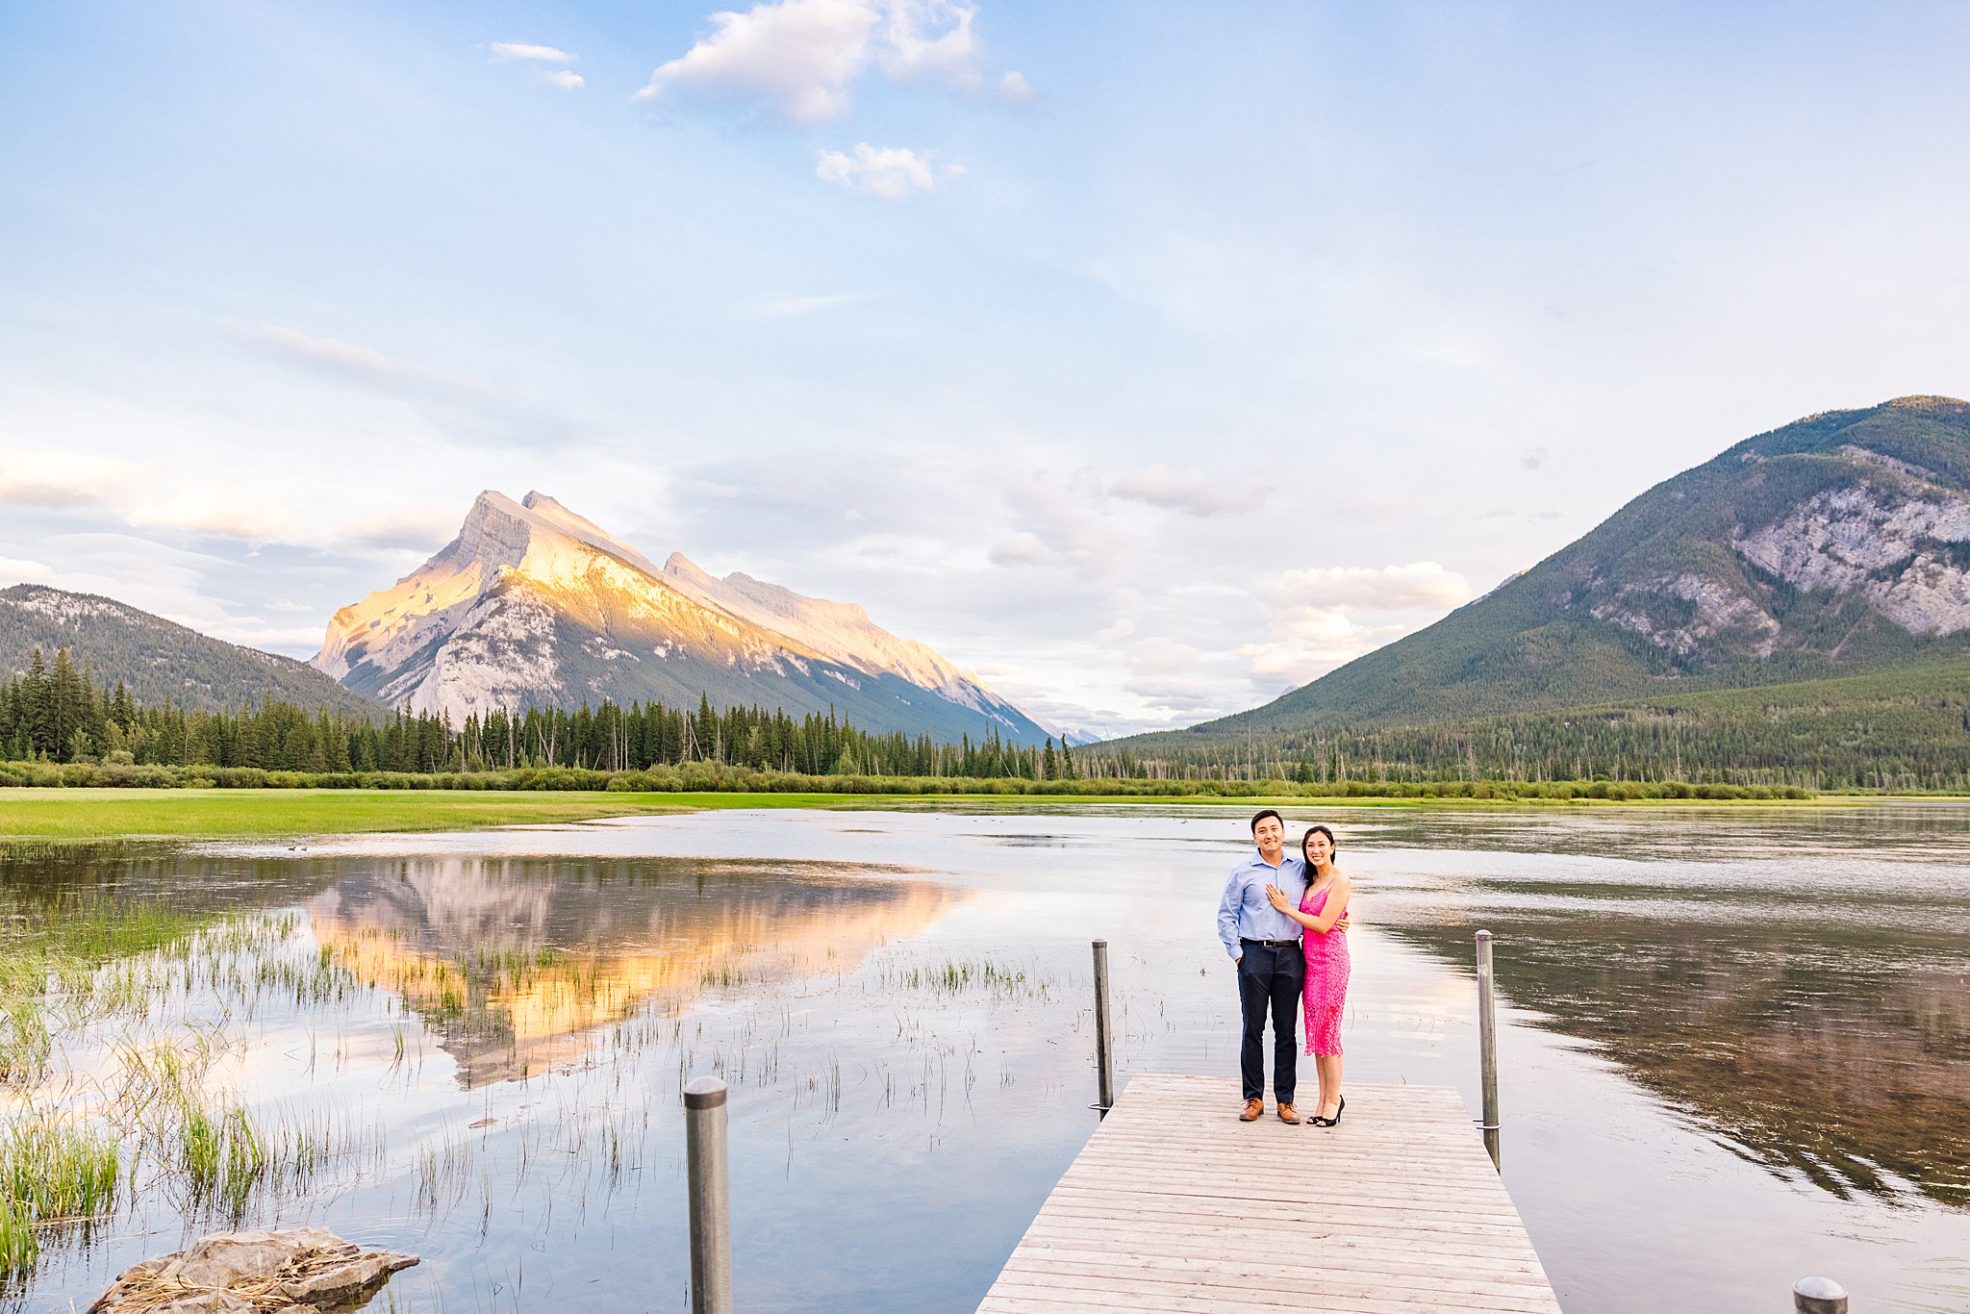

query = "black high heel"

[1330,1095,1345,1124]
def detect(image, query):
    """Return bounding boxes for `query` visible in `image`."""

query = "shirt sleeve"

[1217,868,1243,959]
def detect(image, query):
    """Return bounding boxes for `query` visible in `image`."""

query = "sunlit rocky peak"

[310,492,1053,744]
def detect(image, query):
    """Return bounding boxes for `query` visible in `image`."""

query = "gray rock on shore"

[87,1228,418,1313]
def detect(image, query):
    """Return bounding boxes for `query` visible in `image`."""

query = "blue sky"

[4,1,1970,735]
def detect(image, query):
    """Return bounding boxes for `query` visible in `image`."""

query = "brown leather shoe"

[1238,1098,1263,1121]
[1277,1103,1302,1125]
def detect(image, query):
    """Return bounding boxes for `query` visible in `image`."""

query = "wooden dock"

[976,1074,1563,1313]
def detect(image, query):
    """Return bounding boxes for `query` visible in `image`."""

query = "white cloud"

[1094,616,1135,643]
[0,450,294,540]
[878,0,980,86]
[1269,562,1472,611]
[987,531,1048,566]
[1238,606,1406,681]
[1127,635,1203,676]
[635,0,1020,121]
[1228,562,1474,692]
[179,616,331,648]
[997,69,1032,103]
[337,506,463,552]
[816,143,939,198]
[0,557,51,583]
[982,469,1124,576]
[1110,464,1269,516]
[0,450,133,510]
[491,43,576,64]
[636,0,879,122]
[545,70,586,90]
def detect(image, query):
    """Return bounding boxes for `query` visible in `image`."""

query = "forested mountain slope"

[1156,396,1970,745]
[0,585,384,717]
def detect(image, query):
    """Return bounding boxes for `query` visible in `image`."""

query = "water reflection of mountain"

[306,857,958,1087]
[1386,917,1970,1209]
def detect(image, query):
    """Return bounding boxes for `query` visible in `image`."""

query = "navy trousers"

[1238,940,1303,1103]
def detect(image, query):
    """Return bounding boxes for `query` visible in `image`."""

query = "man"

[1216,808,1305,1123]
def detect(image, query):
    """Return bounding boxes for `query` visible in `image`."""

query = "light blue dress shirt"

[1217,850,1308,958]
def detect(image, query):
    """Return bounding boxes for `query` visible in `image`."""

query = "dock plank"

[976,1075,1562,1313]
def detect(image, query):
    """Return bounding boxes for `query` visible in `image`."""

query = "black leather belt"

[1242,938,1299,949]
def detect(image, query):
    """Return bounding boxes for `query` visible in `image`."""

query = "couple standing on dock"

[1217,808,1352,1126]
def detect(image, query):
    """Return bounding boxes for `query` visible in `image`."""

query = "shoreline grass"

[0,785,1963,842]
[0,790,700,840]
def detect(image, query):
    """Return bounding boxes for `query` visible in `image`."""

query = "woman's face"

[1303,830,1334,865]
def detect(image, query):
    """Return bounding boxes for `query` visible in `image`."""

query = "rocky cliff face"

[1733,481,1970,636]
[311,491,1052,743]
[1567,399,1970,664]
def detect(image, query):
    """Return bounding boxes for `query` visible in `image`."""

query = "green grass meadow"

[0,785,1910,842]
[0,789,708,840]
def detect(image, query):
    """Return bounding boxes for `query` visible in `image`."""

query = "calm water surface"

[3,805,1967,1313]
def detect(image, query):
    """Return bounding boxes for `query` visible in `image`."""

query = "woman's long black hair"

[1300,825,1337,887]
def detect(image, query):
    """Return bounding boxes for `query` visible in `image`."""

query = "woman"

[1266,824,1351,1126]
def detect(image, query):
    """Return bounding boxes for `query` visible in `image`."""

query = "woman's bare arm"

[1302,875,1352,934]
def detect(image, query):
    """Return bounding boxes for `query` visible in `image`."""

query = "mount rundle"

[311,491,1054,744]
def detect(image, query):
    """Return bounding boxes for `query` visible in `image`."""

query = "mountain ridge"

[311,490,1056,744]
[0,585,386,717]
[1122,395,1970,748]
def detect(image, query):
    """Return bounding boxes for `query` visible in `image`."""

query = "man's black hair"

[1250,808,1284,833]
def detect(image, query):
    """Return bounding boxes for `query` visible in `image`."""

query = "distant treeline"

[5,643,1959,795]
[0,646,1082,780]
[0,758,1809,801]
[1085,662,1970,793]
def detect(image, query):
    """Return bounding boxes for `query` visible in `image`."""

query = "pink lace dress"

[1300,884,1350,1057]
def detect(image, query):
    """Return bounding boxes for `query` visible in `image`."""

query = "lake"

[2,804,1966,1312]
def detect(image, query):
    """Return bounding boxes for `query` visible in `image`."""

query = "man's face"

[1252,816,1285,854]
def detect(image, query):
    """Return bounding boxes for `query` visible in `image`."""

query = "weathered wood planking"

[976,1074,1563,1313]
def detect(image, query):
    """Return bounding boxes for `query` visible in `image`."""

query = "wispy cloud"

[816,143,939,198]
[1235,562,1473,688]
[230,322,575,447]
[0,557,51,583]
[985,470,1123,577]
[0,448,303,541]
[1110,464,1269,516]
[491,42,576,64]
[756,289,887,318]
[1269,562,1472,611]
[635,0,1024,122]
[545,70,586,90]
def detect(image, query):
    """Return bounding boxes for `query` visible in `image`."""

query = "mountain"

[657,553,1051,737]
[311,490,1055,743]
[0,585,385,717]
[1136,395,1970,745]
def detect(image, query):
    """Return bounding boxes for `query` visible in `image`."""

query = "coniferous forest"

[6,643,1966,793]
[0,647,1081,782]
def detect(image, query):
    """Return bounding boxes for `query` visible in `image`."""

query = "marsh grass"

[0,899,391,1284]
[0,1116,120,1282]
[0,867,1101,1305]
[875,956,1054,1001]
[1,894,204,1085]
